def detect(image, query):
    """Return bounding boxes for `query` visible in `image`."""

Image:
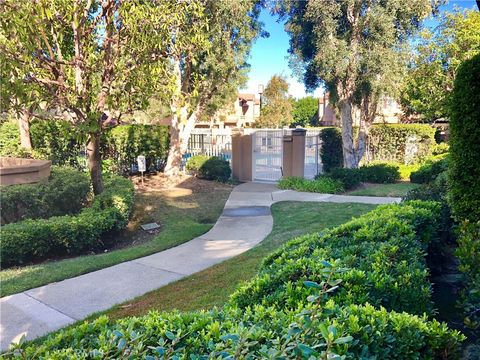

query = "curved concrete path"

[0,182,400,351]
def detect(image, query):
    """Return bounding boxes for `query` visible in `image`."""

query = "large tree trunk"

[18,107,33,149]
[339,99,359,168]
[87,132,104,195]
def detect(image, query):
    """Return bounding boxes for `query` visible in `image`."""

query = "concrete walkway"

[0,182,400,351]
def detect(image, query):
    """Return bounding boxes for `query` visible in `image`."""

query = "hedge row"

[230,201,439,315]
[0,121,170,175]
[8,201,464,358]
[0,167,91,225]
[278,176,344,193]
[0,175,134,268]
[185,155,231,182]
[410,155,449,184]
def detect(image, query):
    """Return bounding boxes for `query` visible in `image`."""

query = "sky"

[242,0,478,99]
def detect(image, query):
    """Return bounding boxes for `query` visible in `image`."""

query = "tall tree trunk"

[18,107,33,149]
[339,99,358,168]
[87,131,104,195]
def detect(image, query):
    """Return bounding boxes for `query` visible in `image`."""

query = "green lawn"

[0,177,232,297]
[102,201,377,319]
[348,182,420,197]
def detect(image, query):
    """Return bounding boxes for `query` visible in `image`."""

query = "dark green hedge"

[0,167,91,225]
[410,155,449,184]
[279,176,344,193]
[0,176,134,268]
[186,155,231,182]
[447,54,480,222]
[8,201,464,358]
[367,124,436,164]
[319,127,343,172]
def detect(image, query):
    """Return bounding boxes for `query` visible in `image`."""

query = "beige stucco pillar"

[231,129,253,182]
[283,128,306,178]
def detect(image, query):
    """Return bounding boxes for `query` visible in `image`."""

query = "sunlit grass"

[348,182,420,197]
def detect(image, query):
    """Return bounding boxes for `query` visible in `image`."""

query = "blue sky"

[242,0,478,99]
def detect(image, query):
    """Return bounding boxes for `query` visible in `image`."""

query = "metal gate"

[304,130,323,179]
[252,130,286,182]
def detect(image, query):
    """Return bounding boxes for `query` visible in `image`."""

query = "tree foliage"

[277,0,434,168]
[401,9,480,121]
[291,96,318,127]
[255,74,293,128]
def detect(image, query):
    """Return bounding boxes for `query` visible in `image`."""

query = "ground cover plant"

[0,176,232,297]
[7,201,464,358]
[0,166,90,225]
[278,176,344,193]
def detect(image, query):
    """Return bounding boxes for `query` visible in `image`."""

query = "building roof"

[238,93,256,101]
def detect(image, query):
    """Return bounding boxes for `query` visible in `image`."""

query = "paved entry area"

[0,182,400,351]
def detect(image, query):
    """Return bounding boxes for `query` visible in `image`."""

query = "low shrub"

[359,163,400,183]
[319,127,343,172]
[456,220,480,330]
[323,168,362,190]
[0,167,91,225]
[432,142,450,156]
[410,155,448,184]
[230,201,439,315]
[8,200,465,358]
[278,176,344,193]
[186,155,231,182]
[0,175,134,268]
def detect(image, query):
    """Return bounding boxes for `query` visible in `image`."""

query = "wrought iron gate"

[304,130,323,179]
[252,130,285,182]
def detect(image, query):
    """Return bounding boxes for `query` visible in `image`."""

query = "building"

[318,92,403,126]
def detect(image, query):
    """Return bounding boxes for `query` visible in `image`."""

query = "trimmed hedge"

[448,54,480,222]
[0,175,134,268]
[367,124,436,164]
[278,176,344,193]
[8,201,465,358]
[186,155,231,182]
[323,167,362,190]
[410,155,449,184]
[319,127,343,172]
[0,167,90,225]
[359,163,401,183]
[230,201,439,315]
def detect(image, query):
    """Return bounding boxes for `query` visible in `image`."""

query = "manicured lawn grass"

[102,201,377,319]
[0,176,232,297]
[348,182,420,197]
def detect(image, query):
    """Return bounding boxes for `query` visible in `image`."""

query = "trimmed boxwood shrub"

[8,201,465,359]
[410,155,448,184]
[359,163,400,183]
[323,168,362,190]
[186,155,231,182]
[0,175,134,268]
[367,124,436,164]
[319,127,343,172]
[0,167,91,225]
[278,176,344,193]
[448,54,480,222]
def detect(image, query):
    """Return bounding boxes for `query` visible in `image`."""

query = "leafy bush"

[448,54,480,222]
[319,127,343,172]
[278,176,344,193]
[410,155,448,184]
[359,163,400,183]
[105,124,169,175]
[456,221,480,330]
[230,201,440,315]
[0,176,134,268]
[324,167,362,190]
[186,155,231,182]
[432,142,450,156]
[0,167,91,225]
[6,201,465,358]
[0,121,44,159]
[367,124,436,164]
[397,162,421,180]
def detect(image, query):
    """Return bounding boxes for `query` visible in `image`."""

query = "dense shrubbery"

[319,127,343,172]
[186,155,231,182]
[410,155,449,184]
[324,167,362,190]
[0,175,134,268]
[9,201,464,358]
[367,124,436,164]
[0,167,90,225]
[359,163,400,183]
[432,142,450,156]
[231,201,439,314]
[279,176,344,193]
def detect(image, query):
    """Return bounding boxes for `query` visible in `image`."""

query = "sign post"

[137,155,146,185]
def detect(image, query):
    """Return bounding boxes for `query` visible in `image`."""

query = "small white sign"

[137,155,146,172]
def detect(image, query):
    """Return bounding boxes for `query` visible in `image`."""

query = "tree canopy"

[255,74,293,128]
[291,96,319,127]
[400,9,480,122]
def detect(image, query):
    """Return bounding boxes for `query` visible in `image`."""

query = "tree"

[255,74,293,128]
[0,0,182,194]
[163,0,264,174]
[400,9,480,122]
[291,96,318,127]
[278,0,433,168]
